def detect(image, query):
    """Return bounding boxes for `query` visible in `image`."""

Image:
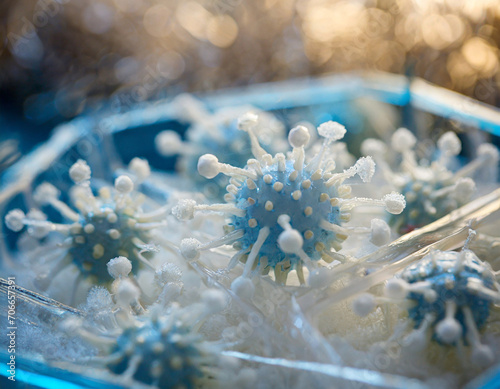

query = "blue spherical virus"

[362,129,498,234]
[353,246,500,367]
[230,158,344,269]
[392,179,447,233]
[65,283,226,388]
[175,116,405,286]
[4,159,166,295]
[401,250,494,338]
[107,318,203,388]
[67,199,153,283]
[382,247,500,366]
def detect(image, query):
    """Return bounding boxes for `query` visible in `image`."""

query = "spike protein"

[4,159,168,300]
[362,128,499,234]
[174,115,406,292]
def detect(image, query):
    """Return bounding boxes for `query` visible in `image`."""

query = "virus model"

[155,94,286,197]
[173,114,406,294]
[361,128,499,234]
[64,257,229,389]
[4,158,168,299]
[353,237,500,367]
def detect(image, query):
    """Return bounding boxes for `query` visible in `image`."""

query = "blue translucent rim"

[100,72,500,136]
[0,352,124,389]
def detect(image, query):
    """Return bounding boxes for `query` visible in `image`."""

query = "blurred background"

[1,0,500,167]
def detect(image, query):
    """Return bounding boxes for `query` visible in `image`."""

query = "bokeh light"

[1,0,500,120]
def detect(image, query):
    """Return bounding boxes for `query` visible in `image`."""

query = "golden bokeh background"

[1,0,499,117]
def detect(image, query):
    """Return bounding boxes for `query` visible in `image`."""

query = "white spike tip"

[198,154,220,179]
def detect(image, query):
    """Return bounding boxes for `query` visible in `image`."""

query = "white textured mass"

[107,256,132,279]
[129,157,151,179]
[155,130,183,156]
[352,293,376,317]
[370,218,391,246]
[69,160,92,183]
[5,209,26,232]
[180,238,201,261]
[114,175,134,193]
[237,112,259,131]
[438,131,461,157]
[383,192,406,214]
[277,228,304,254]
[172,199,197,221]
[391,128,416,152]
[317,121,346,141]
[435,317,462,344]
[355,156,376,183]
[385,278,408,300]
[288,125,310,148]
[198,154,220,179]
[33,183,60,204]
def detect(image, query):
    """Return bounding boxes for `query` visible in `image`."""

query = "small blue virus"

[63,275,227,388]
[353,240,500,367]
[386,247,499,366]
[155,95,286,197]
[362,129,499,234]
[401,251,492,334]
[107,317,204,388]
[4,158,166,296]
[174,115,405,289]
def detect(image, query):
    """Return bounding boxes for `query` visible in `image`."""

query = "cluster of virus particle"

[361,128,499,234]
[4,158,168,298]
[64,257,228,389]
[174,114,406,293]
[354,239,500,367]
[155,95,286,196]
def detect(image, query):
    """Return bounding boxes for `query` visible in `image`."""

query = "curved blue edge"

[1,71,500,389]
[0,352,124,389]
[97,72,500,137]
[464,360,500,389]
